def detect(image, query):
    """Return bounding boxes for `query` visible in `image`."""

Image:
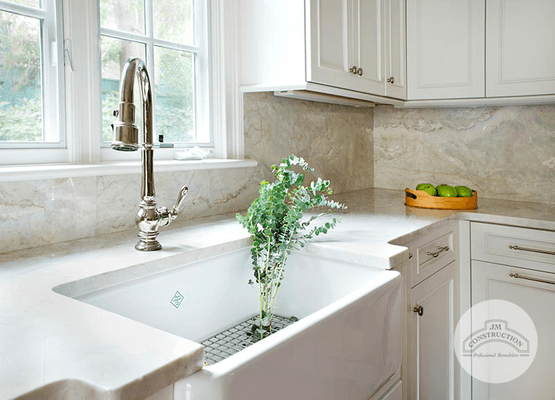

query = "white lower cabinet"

[409,261,458,400]
[471,260,555,400]
[398,221,555,400]
[395,220,461,400]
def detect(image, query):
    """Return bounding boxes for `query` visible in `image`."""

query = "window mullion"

[64,0,101,162]
[151,38,200,54]
[0,0,45,18]
[99,27,149,45]
[42,0,65,144]
[145,0,156,143]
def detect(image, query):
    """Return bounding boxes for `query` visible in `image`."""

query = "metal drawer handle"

[509,272,555,285]
[508,244,555,256]
[413,305,424,316]
[427,246,449,258]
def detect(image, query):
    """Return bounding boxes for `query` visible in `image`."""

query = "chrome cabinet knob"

[357,67,363,76]
[387,76,395,84]
[349,66,358,74]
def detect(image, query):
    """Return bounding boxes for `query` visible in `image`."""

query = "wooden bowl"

[405,188,478,210]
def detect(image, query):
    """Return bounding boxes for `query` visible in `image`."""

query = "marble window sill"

[0,159,258,183]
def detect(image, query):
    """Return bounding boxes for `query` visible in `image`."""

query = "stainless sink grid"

[201,315,297,365]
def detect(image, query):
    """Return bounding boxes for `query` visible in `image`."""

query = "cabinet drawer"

[471,222,555,273]
[472,260,555,399]
[410,225,455,288]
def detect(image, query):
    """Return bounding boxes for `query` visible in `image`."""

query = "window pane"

[101,35,145,142]
[0,11,43,142]
[100,0,144,35]
[153,0,194,45]
[154,47,197,143]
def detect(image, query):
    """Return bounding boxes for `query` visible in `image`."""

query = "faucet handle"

[170,185,189,216]
[157,186,188,227]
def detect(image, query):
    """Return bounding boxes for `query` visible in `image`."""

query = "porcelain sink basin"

[55,248,403,400]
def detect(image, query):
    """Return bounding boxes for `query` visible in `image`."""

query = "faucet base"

[135,239,162,251]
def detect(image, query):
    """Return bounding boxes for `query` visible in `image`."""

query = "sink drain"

[201,315,297,365]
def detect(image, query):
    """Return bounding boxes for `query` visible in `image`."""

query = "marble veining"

[1,92,373,254]
[244,92,374,194]
[374,105,555,204]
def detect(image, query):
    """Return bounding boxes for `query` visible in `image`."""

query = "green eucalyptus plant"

[236,155,346,341]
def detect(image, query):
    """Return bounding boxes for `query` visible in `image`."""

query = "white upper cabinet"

[240,0,555,106]
[306,0,406,99]
[407,0,485,100]
[307,0,354,91]
[486,0,555,97]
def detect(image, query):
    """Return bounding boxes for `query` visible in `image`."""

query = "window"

[0,0,240,168]
[99,0,211,148]
[0,0,65,156]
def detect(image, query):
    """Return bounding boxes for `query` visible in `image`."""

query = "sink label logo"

[170,291,184,309]
[454,299,537,383]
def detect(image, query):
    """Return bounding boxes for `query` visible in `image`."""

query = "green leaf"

[239,154,346,332]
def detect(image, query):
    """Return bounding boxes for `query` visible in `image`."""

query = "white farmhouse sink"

[55,248,403,400]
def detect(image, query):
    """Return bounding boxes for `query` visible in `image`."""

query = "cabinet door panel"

[385,0,406,99]
[410,261,458,400]
[355,0,386,95]
[407,0,485,100]
[307,0,353,89]
[472,261,555,400]
[486,0,555,97]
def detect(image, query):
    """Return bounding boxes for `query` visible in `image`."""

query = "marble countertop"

[3,188,555,400]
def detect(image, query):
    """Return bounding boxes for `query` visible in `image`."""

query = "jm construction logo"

[454,300,538,384]
[462,319,531,357]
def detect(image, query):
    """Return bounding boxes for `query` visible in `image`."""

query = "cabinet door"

[307,0,353,90]
[472,261,555,400]
[353,0,386,95]
[406,0,485,100]
[410,261,458,400]
[486,0,555,97]
[385,0,406,99]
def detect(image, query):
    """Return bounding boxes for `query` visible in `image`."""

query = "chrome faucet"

[112,57,188,251]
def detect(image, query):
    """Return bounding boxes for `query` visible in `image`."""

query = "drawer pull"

[413,305,424,316]
[509,272,555,285]
[427,246,449,258]
[508,244,555,256]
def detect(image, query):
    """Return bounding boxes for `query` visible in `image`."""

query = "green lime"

[436,185,457,197]
[455,186,473,197]
[416,183,437,196]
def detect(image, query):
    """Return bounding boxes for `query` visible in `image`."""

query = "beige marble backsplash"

[7,94,553,255]
[244,92,374,193]
[374,105,555,204]
[0,92,373,254]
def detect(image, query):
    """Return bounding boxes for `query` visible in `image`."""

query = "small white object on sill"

[174,146,211,161]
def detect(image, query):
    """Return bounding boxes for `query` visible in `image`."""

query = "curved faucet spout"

[111,57,188,251]
[117,58,154,146]
[112,57,155,199]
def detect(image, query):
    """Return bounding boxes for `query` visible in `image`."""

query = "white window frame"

[0,0,245,170]
[0,0,66,164]
[99,0,212,162]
